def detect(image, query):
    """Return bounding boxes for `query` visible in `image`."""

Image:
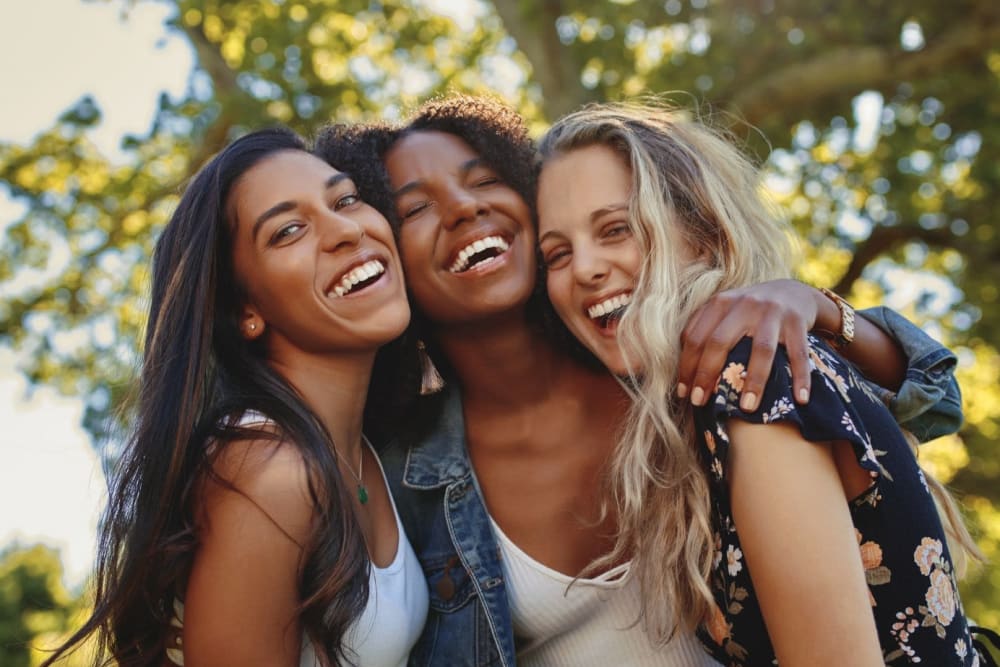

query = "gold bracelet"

[818,287,855,349]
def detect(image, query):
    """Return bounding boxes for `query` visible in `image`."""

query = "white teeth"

[587,292,632,319]
[448,235,510,273]
[329,259,386,298]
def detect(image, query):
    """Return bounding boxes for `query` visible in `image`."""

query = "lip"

[444,228,515,275]
[581,289,632,339]
[324,251,392,299]
[582,289,632,316]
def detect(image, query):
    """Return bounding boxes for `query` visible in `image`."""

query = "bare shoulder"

[185,431,317,665]
[199,430,317,549]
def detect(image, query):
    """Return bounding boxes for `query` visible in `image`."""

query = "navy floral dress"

[694,336,981,666]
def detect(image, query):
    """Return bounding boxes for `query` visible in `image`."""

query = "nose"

[572,244,609,286]
[318,210,365,252]
[441,185,489,231]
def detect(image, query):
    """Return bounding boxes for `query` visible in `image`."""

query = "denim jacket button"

[436,571,456,601]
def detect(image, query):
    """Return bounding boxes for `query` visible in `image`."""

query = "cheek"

[365,211,397,245]
[397,226,431,283]
[399,240,429,285]
[396,230,443,315]
[621,240,643,281]
[545,272,575,321]
[398,222,431,262]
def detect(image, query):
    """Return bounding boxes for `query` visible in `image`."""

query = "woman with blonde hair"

[536,102,986,666]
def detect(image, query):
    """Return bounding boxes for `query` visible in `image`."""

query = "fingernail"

[740,392,757,412]
[677,383,688,398]
[798,387,810,404]
[691,386,705,406]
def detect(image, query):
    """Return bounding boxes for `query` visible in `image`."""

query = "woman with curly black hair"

[316,96,963,667]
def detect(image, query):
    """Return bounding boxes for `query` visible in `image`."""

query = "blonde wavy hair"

[538,100,796,641]
[538,100,982,642]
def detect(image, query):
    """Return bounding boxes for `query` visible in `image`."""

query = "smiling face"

[383,130,536,327]
[229,150,410,358]
[537,144,642,376]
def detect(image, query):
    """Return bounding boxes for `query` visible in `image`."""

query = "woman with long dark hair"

[44,128,427,666]
[317,96,963,666]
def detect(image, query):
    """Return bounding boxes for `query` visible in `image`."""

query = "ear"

[240,306,265,341]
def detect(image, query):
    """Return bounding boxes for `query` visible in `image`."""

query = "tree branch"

[175,20,246,165]
[491,0,592,119]
[832,225,954,294]
[730,7,1000,127]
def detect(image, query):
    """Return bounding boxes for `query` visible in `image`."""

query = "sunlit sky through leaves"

[0,0,485,590]
[0,0,968,589]
[0,0,193,587]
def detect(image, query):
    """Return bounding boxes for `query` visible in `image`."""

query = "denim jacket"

[381,392,515,667]
[859,306,962,440]
[380,307,962,667]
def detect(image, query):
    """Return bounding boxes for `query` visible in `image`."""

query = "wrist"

[815,287,856,349]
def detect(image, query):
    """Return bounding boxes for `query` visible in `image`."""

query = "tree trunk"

[491,0,594,119]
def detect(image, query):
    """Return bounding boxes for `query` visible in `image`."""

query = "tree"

[0,544,92,667]
[2,0,997,624]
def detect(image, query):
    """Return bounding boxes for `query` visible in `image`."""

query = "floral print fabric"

[694,336,980,666]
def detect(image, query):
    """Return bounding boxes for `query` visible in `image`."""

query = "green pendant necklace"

[341,438,369,505]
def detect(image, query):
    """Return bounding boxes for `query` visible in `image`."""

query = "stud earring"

[417,340,445,395]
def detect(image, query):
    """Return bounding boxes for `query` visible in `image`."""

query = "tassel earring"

[417,340,445,395]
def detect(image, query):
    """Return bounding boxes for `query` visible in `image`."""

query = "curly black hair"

[314,94,538,237]
[315,96,599,440]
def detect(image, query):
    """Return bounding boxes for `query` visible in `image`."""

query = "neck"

[434,312,568,407]
[267,345,374,461]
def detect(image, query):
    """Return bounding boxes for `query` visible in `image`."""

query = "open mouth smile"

[586,291,631,331]
[327,259,386,298]
[448,235,511,273]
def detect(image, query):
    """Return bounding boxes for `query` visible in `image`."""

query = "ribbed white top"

[491,519,720,667]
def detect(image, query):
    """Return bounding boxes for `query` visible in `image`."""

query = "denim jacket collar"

[403,387,474,490]
[394,386,517,667]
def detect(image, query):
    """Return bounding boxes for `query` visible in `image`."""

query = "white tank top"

[167,415,428,667]
[300,440,429,667]
[491,518,721,667]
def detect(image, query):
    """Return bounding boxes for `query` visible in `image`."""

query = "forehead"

[384,130,479,186]
[230,150,338,220]
[537,144,631,231]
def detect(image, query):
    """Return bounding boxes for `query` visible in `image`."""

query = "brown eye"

[603,223,630,238]
[334,192,361,210]
[544,247,571,269]
[270,222,304,244]
[400,201,430,220]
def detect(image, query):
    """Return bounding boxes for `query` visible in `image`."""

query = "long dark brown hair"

[44,128,370,666]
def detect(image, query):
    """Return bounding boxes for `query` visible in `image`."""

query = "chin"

[593,347,631,378]
[471,280,535,319]
[605,360,630,377]
[383,305,412,340]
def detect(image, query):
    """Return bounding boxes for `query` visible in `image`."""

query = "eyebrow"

[251,173,351,241]
[391,158,485,199]
[537,202,629,245]
[589,202,628,221]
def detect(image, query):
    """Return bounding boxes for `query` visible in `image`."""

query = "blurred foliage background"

[1,0,997,660]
